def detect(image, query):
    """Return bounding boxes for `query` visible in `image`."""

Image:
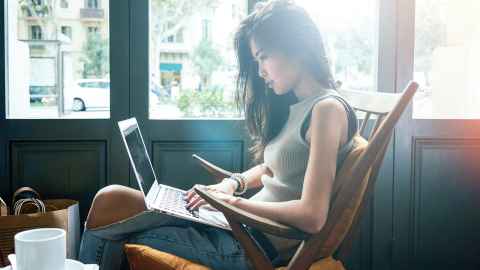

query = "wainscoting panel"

[411,138,480,267]
[151,141,244,190]
[10,140,107,222]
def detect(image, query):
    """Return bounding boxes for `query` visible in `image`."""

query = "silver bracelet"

[230,173,248,195]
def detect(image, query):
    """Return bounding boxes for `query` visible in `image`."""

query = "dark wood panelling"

[10,141,107,222]
[151,141,243,190]
[411,138,480,269]
[0,0,7,201]
[371,139,395,270]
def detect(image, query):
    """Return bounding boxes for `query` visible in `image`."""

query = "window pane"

[296,0,378,92]
[413,0,480,119]
[60,0,69,9]
[149,0,247,119]
[6,0,110,119]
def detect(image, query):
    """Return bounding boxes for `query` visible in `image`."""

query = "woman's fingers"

[186,193,199,208]
[184,189,195,201]
[186,192,209,211]
[185,184,223,210]
[184,184,204,201]
[188,198,207,211]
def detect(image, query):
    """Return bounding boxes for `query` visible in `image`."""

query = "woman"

[79,1,358,269]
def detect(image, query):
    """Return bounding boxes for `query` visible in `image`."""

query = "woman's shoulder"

[309,92,358,143]
[310,97,348,123]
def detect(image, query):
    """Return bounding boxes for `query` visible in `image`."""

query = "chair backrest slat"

[359,112,371,137]
[338,89,402,115]
[369,115,385,140]
[287,82,418,270]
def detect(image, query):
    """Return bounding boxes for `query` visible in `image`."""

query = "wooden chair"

[124,81,419,270]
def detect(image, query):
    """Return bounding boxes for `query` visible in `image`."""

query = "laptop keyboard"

[156,186,199,218]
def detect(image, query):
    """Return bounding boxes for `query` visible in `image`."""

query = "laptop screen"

[122,123,156,195]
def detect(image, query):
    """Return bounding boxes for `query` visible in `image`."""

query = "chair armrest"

[194,187,310,240]
[192,154,232,182]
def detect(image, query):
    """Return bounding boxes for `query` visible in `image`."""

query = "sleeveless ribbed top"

[250,89,358,254]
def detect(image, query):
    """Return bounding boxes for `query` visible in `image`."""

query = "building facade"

[16,0,110,86]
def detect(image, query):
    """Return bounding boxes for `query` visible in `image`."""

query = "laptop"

[118,117,230,230]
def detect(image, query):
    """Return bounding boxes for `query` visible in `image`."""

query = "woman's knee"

[92,185,141,208]
[86,185,145,229]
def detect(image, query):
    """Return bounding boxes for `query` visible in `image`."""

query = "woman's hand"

[184,179,237,211]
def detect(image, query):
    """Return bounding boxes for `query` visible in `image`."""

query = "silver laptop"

[118,117,230,230]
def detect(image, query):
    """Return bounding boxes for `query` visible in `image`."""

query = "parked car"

[150,82,169,98]
[65,79,110,111]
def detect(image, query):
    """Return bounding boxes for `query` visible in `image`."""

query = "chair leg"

[225,215,275,270]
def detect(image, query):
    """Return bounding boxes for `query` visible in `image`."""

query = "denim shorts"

[78,210,253,270]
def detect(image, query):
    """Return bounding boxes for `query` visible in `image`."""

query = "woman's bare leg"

[85,185,146,229]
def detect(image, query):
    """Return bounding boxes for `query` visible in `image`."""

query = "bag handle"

[0,196,8,266]
[14,198,46,215]
[0,196,7,216]
[12,187,45,215]
[12,187,41,203]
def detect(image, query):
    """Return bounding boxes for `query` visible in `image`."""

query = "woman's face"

[250,38,302,95]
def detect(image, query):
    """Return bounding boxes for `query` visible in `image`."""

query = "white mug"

[14,228,66,270]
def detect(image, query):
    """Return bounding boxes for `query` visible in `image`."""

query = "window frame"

[3,0,402,121]
[4,0,114,119]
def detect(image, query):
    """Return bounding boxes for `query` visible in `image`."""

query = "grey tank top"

[250,89,358,254]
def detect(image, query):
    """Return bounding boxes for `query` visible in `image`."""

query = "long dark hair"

[234,0,337,163]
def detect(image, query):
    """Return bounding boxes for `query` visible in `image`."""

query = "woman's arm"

[228,99,348,234]
[186,163,272,209]
[227,163,273,190]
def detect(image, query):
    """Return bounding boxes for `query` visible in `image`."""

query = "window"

[87,0,99,9]
[30,25,43,40]
[60,0,69,8]
[87,26,99,34]
[413,0,480,119]
[232,4,238,19]
[78,81,109,88]
[6,0,110,119]
[296,0,379,92]
[162,29,184,43]
[149,0,247,119]
[61,26,72,40]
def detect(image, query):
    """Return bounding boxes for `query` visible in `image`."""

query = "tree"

[151,0,219,44]
[81,32,109,78]
[177,88,237,117]
[150,0,219,80]
[332,17,374,86]
[414,0,446,87]
[190,39,223,88]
